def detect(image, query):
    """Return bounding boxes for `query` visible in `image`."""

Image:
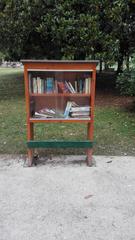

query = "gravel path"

[0,155,135,240]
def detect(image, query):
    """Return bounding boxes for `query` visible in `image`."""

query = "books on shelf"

[32,102,90,119]
[29,76,54,94]
[33,108,64,119]
[29,74,91,94]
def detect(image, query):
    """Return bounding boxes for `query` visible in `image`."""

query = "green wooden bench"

[27,140,94,148]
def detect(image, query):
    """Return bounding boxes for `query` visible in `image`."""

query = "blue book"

[64,101,72,118]
[79,79,83,93]
[46,77,54,93]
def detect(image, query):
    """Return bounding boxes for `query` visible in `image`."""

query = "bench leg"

[28,149,33,167]
[86,149,93,167]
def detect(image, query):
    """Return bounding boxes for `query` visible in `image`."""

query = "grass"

[0,67,24,99]
[0,67,135,156]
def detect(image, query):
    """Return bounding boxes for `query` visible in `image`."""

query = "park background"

[0,0,135,156]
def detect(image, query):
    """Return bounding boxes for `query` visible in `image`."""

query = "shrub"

[116,55,135,96]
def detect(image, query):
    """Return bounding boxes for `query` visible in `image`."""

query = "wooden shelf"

[22,59,97,166]
[30,93,90,97]
[30,117,91,123]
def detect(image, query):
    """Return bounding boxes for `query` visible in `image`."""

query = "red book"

[57,82,69,93]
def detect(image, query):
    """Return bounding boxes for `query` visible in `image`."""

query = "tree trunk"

[99,57,103,72]
[117,55,124,73]
[126,54,129,70]
[105,62,109,70]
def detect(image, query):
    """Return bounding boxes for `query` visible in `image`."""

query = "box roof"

[21,59,99,65]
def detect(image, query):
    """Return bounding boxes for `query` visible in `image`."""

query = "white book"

[70,106,90,112]
[33,77,38,93]
[71,112,90,116]
[34,112,53,118]
[65,81,73,93]
[75,81,78,92]
[64,101,72,118]
[68,82,76,93]
[37,77,42,93]
[85,77,91,93]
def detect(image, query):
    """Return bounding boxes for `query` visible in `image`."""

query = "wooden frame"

[21,60,99,166]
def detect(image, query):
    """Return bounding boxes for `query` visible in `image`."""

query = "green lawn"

[0,67,135,156]
[0,67,24,99]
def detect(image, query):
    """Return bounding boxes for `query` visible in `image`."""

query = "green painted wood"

[27,140,94,148]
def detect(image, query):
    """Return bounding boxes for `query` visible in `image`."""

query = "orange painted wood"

[30,118,91,123]
[24,62,97,71]
[30,93,90,97]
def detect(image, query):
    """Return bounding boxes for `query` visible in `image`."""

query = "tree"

[0,0,135,64]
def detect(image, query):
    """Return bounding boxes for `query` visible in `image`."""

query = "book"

[70,106,90,112]
[57,82,69,93]
[54,79,58,93]
[68,82,76,93]
[34,112,53,118]
[75,81,78,92]
[65,81,72,93]
[41,79,45,93]
[85,77,91,93]
[79,79,83,93]
[46,77,54,93]
[70,112,90,116]
[33,77,38,93]
[37,77,42,93]
[64,101,73,118]
[70,115,90,118]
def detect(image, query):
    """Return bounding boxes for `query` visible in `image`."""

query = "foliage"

[116,54,135,95]
[0,0,135,64]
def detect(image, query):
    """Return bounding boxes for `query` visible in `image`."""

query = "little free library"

[21,60,99,166]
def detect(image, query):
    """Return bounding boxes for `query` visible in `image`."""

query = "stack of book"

[64,101,90,119]
[70,105,90,118]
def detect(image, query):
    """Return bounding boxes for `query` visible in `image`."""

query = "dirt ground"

[95,89,135,108]
[0,155,135,240]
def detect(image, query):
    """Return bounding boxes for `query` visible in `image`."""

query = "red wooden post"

[87,68,96,166]
[24,66,34,166]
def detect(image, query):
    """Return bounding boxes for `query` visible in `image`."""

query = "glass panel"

[29,71,92,120]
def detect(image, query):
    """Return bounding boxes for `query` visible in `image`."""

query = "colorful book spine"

[64,101,72,118]
[33,77,38,93]
[68,82,76,93]
[41,79,45,93]
[37,77,42,93]
[79,79,83,93]
[57,82,68,93]
[65,81,72,93]
[70,106,90,112]
[46,77,54,93]
[85,77,91,93]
